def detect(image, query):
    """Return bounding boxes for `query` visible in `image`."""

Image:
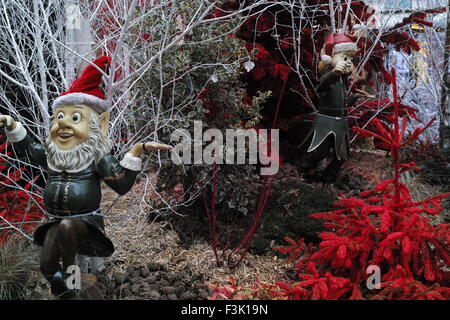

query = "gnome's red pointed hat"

[52,56,112,113]
[321,34,357,65]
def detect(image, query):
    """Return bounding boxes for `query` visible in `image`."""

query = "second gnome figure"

[300,33,359,183]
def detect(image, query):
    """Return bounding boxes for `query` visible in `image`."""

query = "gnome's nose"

[57,117,71,129]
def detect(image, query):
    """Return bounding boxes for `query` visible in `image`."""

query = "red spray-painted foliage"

[209,69,450,300]
[349,98,422,150]
[0,138,44,244]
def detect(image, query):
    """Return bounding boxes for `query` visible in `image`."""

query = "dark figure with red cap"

[300,33,363,183]
[0,56,172,297]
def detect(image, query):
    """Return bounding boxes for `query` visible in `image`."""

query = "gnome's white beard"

[45,113,112,173]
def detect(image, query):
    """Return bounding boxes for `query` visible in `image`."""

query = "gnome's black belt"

[315,113,348,121]
[317,107,348,118]
[46,208,104,219]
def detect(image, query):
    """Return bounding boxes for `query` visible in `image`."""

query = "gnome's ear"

[98,111,110,137]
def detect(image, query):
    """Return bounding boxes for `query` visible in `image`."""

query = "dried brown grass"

[100,178,290,287]
[401,170,449,225]
[343,149,392,184]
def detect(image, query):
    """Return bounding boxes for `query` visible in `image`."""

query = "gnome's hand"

[334,61,353,75]
[0,115,17,131]
[129,141,173,157]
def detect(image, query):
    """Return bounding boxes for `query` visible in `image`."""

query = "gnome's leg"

[323,157,345,183]
[40,224,62,278]
[300,137,333,173]
[322,143,349,183]
[57,218,90,271]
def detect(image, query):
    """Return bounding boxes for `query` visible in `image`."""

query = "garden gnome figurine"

[299,33,359,183]
[0,56,172,297]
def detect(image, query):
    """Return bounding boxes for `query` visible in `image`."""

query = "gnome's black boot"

[46,272,67,296]
[322,159,345,183]
[46,272,75,298]
[299,157,320,183]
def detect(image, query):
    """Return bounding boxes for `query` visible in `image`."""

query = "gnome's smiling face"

[50,104,94,150]
[46,104,111,172]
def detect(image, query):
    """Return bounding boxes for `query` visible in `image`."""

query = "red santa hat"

[321,33,357,65]
[52,56,112,113]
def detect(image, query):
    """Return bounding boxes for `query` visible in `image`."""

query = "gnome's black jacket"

[12,133,139,257]
[14,134,138,214]
[317,68,358,117]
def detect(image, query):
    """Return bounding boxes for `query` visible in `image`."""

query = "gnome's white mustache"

[45,113,112,173]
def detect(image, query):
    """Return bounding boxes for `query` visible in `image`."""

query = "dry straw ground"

[100,178,290,288]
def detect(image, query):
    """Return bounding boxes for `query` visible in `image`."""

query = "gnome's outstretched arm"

[128,142,173,158]
[96,153,140,195]
[1,118,47,168]
[96,141,172,196]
